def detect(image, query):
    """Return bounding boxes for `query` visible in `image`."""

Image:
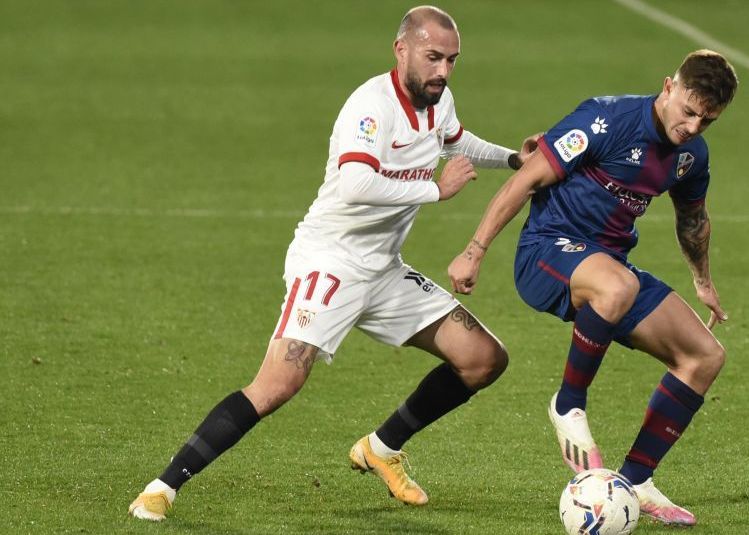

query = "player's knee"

[466,339,508,390]
[676,339,725,386]
[701,341,726,379]
[591,273,640,319]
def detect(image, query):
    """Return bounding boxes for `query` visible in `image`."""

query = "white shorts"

[271,251,459,362]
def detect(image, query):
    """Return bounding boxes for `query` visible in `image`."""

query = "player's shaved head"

[396,5,458,42]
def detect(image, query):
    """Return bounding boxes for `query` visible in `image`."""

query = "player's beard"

[405,69,446,108]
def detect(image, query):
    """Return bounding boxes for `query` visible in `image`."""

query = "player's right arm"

[339,155,476,205]
[448,150,559,294]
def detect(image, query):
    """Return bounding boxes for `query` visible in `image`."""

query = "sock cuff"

[434,362,476,397]
[661,372,704,412]
[574,303,616,343]
[225,391,261,431]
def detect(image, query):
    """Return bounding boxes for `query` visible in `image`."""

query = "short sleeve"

[537,99,609,179]
[670,158,710,204]
[336,92,392,172]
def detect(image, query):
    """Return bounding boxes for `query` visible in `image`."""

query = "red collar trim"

[390,68,434,132]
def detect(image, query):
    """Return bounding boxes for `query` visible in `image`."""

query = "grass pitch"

[1,1,748,533]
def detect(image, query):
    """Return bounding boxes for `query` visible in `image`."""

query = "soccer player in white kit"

[129,5,537,520]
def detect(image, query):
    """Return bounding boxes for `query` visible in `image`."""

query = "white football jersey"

[290,69,463,275]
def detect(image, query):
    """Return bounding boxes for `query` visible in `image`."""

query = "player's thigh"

[627,291,724,372]
[514,239,615,321]
[569,252,640,313]
[272,253,366,360]
[356,264,460,349]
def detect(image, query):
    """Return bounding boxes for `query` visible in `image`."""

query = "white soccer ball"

[559,468,640,535]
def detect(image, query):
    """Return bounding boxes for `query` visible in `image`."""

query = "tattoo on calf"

[449,307,482,331]
[284,340,314,372]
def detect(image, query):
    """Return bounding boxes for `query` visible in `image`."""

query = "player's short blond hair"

[396,5,457,41]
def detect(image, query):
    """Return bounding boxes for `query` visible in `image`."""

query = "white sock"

[143,479,177,503]
[368,432,400,458]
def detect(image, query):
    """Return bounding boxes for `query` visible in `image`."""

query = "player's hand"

[694,279,727,330]
[437,155,477,200]
[448,247,482,294]
[518,132,544,166]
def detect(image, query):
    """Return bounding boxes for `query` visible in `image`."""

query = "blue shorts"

[513,237,672,347]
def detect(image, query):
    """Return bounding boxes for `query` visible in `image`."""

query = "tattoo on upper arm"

[675,202,710,264]
[449,307,482,332]
[284,340,314,373]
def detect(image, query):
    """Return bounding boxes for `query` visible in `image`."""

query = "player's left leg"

[618,291,725,525]
[350,265,507,504]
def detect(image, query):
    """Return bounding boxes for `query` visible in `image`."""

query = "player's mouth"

[674,129,692,143]
[425,79,446,93]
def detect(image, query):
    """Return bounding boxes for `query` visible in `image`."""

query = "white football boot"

[548,392,604,473]
[633,477,696,525]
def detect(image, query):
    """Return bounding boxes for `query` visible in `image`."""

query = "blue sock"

[556,304,615,414]
[620,372,703,485]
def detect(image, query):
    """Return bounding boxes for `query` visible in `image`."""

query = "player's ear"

[663,76,674,96]
[394,39,407,63]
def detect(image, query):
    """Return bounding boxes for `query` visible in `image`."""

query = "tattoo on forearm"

[449,307,482,332]
[471,238,488,252]
[675,203,710,265]
[284,341,314,372]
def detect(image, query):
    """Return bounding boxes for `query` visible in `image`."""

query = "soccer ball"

[559,468,640,535]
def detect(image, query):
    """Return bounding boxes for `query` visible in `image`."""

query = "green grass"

[1,1,748,533]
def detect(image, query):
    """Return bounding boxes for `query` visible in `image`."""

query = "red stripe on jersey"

[339,152,380,172]
[444,126,464,144]
[390,69,419,131]
[274,277,301,339]
[537,260,570,284]
[427,105,434,130]
[538,137,567,180]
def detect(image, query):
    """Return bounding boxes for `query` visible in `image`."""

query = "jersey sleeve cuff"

[538,137,567,180]
[339,152,380,172]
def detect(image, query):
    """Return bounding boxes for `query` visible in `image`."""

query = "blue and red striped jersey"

[521,95,710,257]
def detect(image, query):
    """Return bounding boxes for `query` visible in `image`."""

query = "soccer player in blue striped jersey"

[449,50,737,526]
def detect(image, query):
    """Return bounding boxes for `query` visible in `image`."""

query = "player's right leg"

[515,241,639,473]
[128,337,319,521]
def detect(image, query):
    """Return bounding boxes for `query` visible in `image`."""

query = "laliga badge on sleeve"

[554,129,588,162]
[355,116,379,148]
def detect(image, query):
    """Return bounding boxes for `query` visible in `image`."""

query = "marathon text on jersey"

[380,167,436,181]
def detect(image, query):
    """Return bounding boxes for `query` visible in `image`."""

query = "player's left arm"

[441,130,542,170]
[672,197,727,328]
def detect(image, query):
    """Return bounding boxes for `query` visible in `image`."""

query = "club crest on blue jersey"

[554,129,588,162]
[676,152,695,179]
[356,116,379,148]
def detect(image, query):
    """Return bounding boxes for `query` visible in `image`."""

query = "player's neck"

[651,97,668,142]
